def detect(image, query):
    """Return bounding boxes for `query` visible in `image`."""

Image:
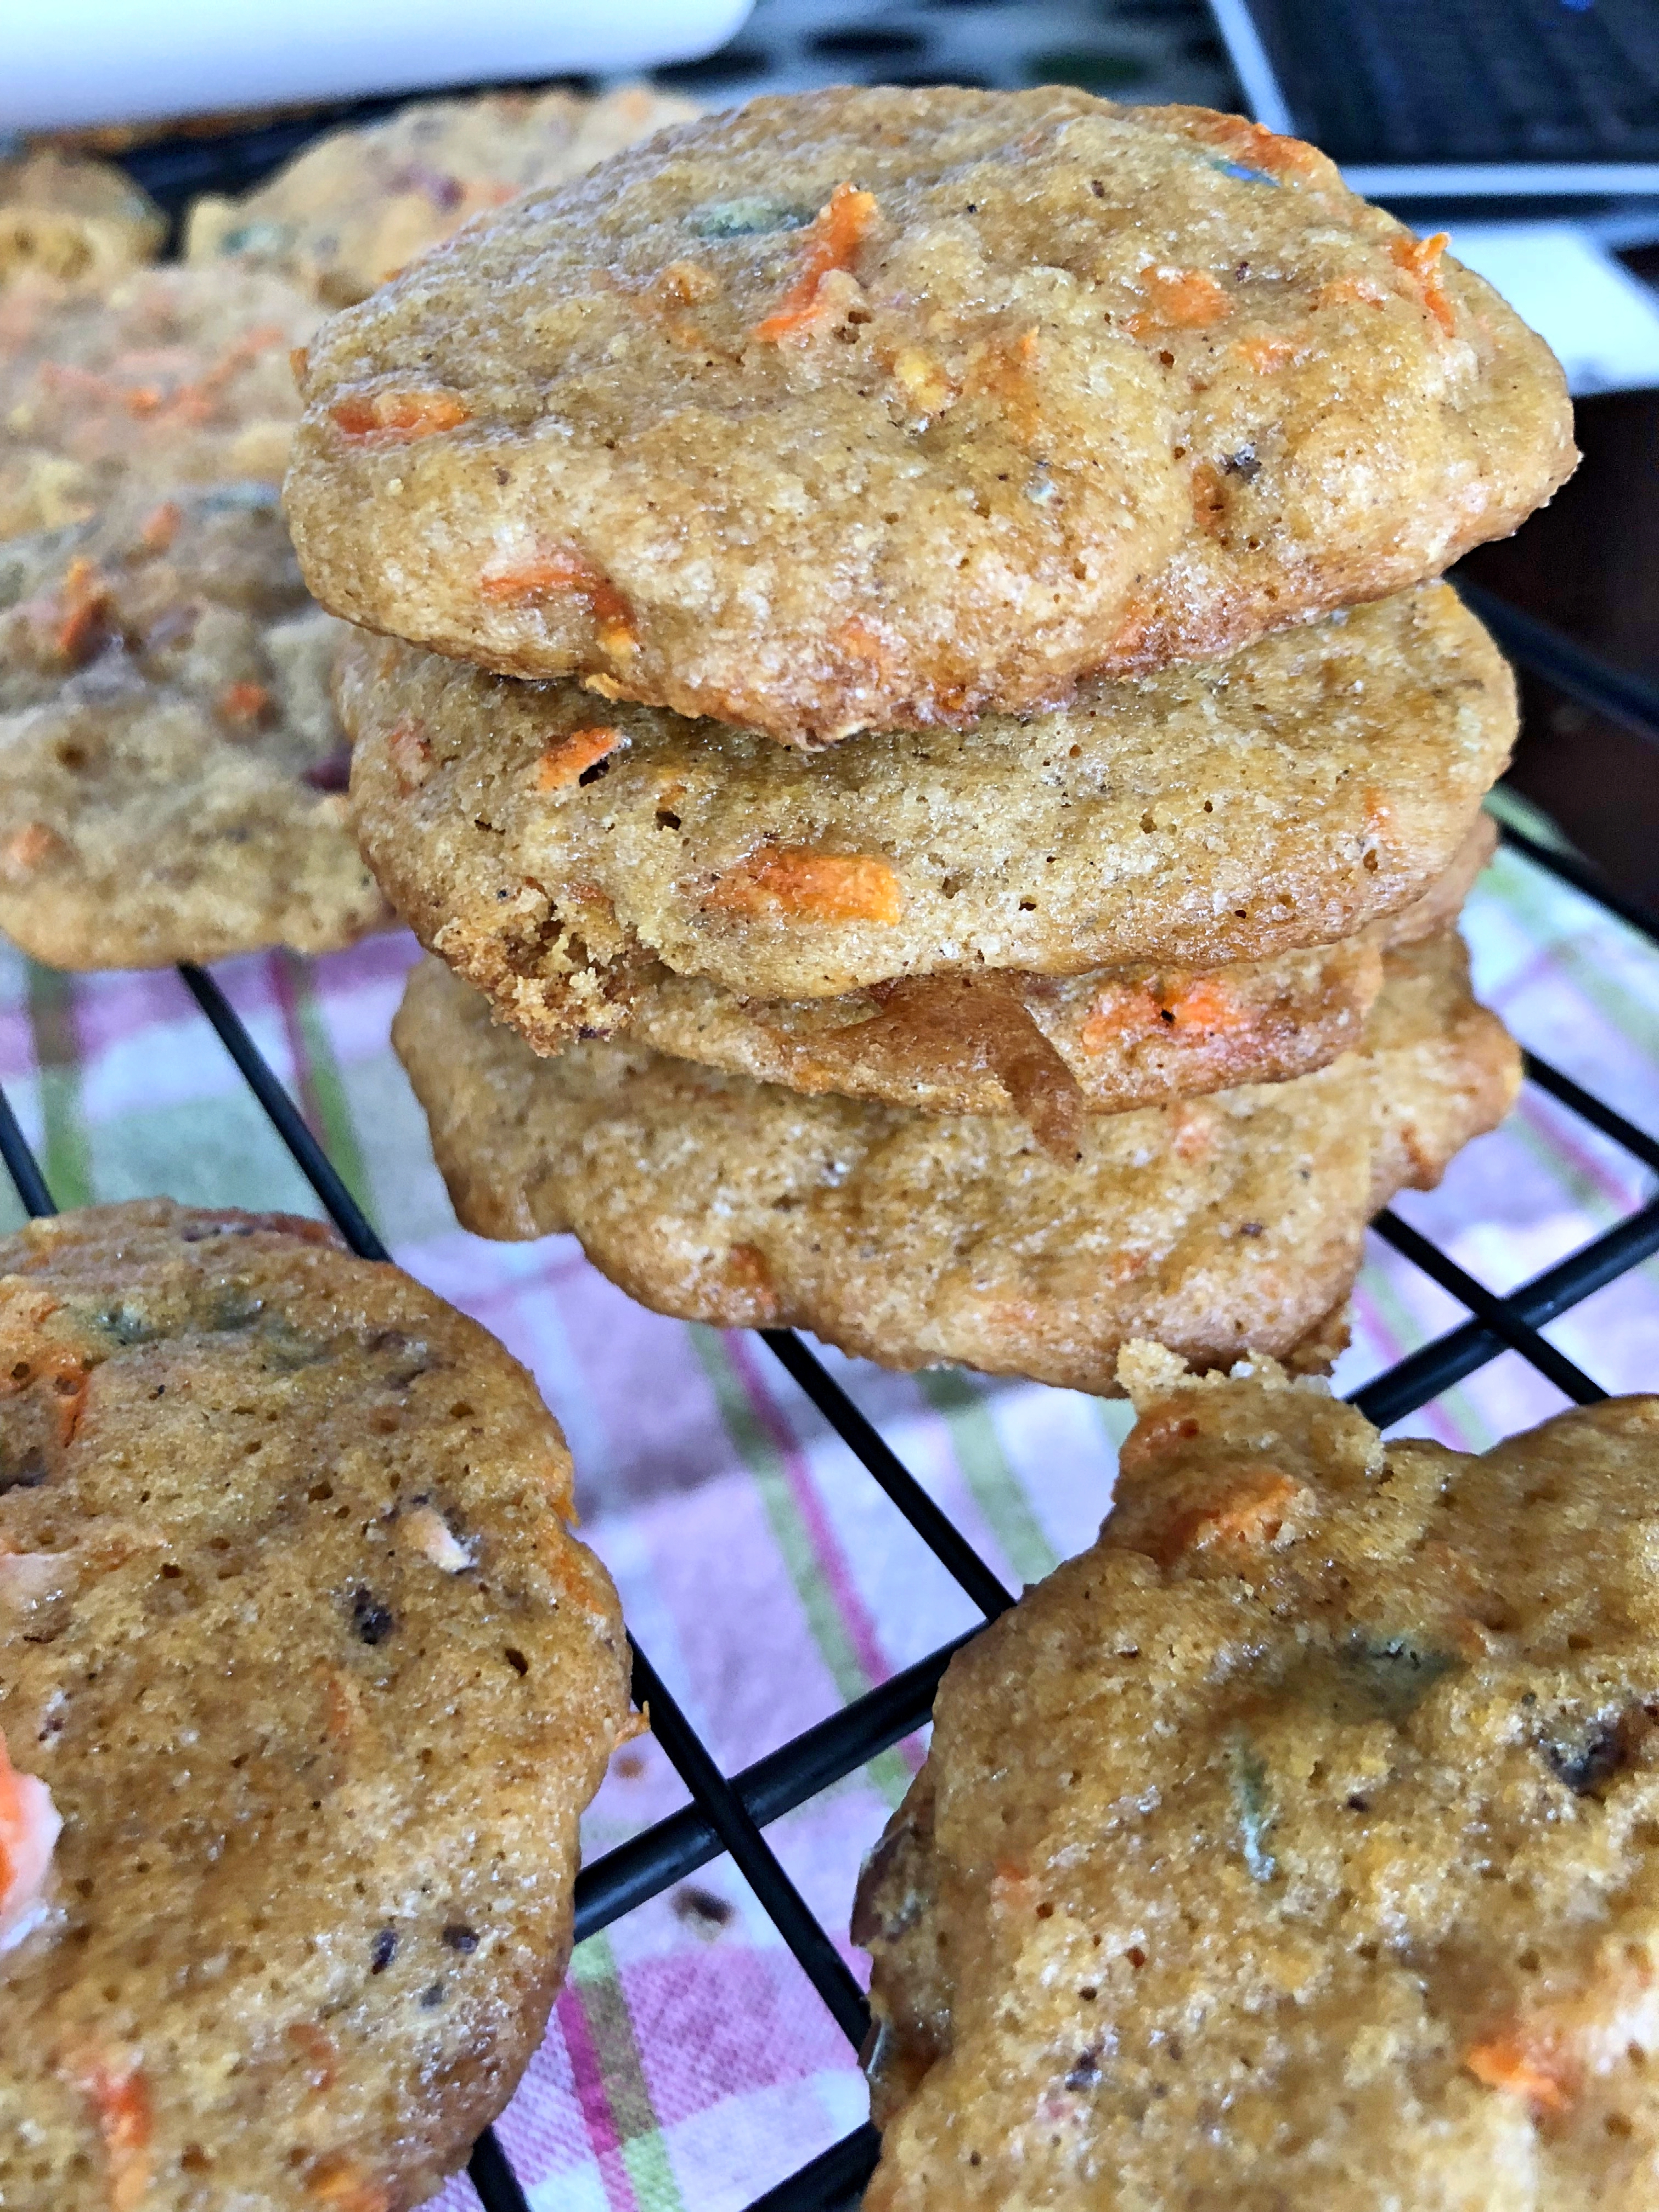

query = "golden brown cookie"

[0,264,318,539]
[342,586,1514,1047]
[857,1356,1659,2210]
[613,816,1496,1130]
[392,933,1519,1395]
[0,486,387,967]
[0,153,164,293]
[0,1199,631,2212]
[285,87,1572,744]
[186,83,698,308]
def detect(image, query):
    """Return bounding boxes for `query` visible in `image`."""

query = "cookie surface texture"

[856,1357,1659,2210]
[185,84,698,307]
[0,265,319,539]
[0,487,387,967]
[392,934,1518,1393]
[285,87,1573,743]
[343,586,1513,1043]
[0,154,165,293]
[0,1199,630,2212]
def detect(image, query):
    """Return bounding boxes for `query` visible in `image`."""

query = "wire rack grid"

[0,602,1656,2212]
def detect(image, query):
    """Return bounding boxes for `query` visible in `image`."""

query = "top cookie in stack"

[284,86,1572,744]
[286,87,1570,1391]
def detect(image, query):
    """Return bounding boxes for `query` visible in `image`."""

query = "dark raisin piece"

[352,1588,395,1645]
[442,1924,478,1953]
[420,1982,445,2007]
[503,1646,529,1676]
[370,1927,397,1973]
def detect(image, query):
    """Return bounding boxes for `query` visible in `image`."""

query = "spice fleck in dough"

[857,1355,1659,2211]
[186,83,699,308]
[0,1200,631,2212]
[0,264,318,539]
[342,586,1514,1047]
[392,934,1518,1395]
[285,87,1573,744]
[0,486,388,967]
[0,153,164,294]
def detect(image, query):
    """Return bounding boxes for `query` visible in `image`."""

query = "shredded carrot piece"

[1129,266,1232,336]
[138,500,182,552]
[1234,332,1305,371]
[219,681,270,725]
[1163,977,1249,1033]
[290,345,310,390]
[1,822,60,879]
[386,722,432,795]
[1392,232,1456,335]
[61,2049,152,2212]
[1316,276,1390,312]
[1170,1104,1214,1163]
[752,181,878,343]
[1466,2034,1573,2114]
[723,1242,777,1310]
[1152,1471,1300,1567]
[308,2155,392,2212]
[707,849,906,925]
[1116,1406,1202,1476]
[1194,114,1323,182]
[835,616,897,674]
[0,1724,59,1951]
[533,725,626,792]
[53,555,110,664]
[319,1667,360,1745]
[478,546,637,656]
[329,387,471,443]
[286,2021,339,2092]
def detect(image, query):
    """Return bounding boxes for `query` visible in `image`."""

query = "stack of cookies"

[281,86,1577,1394]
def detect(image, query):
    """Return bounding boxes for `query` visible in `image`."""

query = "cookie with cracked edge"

[185,83,699,309]
[285,86,1572,744]
[0,264,319,540]
[341,585,1514,1045]
[855,1355,1659,2210]
[0,154,164,294]
[391,932,1519,1396]
[0,486,389,968]
[613,816,1495,1147]
[0,1198,631,2212]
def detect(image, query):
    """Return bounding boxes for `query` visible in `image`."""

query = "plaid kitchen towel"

[1,836,1655,2210]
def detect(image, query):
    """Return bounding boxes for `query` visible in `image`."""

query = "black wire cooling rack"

[0,594,1654,2210]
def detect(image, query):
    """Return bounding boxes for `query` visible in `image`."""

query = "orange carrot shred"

[1466,2034,1573,2114]
[1161,977,1249,1033]
[478,546,637,654]
[1,822,59,880]
[290,345,311,390]
[1391,232,1457,335]
[1196,114,1323,182]
[139,500,182,552]
[329,387,470,443]
[706,849,905,925]
[1234,332,1305,371]
[61,2049,152,2212]
[219,682,270,725]
[1152,1471,1300,1567]
[1129,266,1232,336]
[752,181,878,343]
[533,726,626,792]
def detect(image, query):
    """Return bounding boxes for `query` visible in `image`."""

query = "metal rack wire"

[1,602,1656,2212]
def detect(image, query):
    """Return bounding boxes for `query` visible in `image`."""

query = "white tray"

[3,0,755,131]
